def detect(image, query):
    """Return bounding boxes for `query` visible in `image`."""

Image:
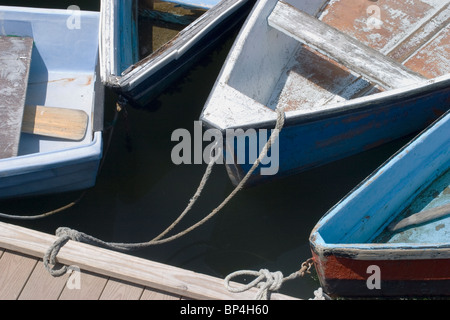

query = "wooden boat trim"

[386,2,450,61]
[99,0,139,86]
[0,222,297,300]
[267,1,425,90]
[0,36,33,159]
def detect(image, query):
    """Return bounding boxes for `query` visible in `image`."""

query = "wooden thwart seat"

[22,105,88,141]
[267,1,426,90]
[0,36,33,159]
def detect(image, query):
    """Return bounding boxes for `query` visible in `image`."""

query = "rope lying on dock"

[224,258,321,300]
[44,108,287,277]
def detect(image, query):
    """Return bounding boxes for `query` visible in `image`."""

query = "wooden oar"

[21,105,89,141]
[388,202,450,232]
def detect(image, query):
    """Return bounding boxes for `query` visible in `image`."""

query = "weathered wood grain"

[58,270,108,300]
[0,250,37,300]
[140,287,181,300]
[0,222,299,300]
[268,1,426,90]
[99,278,145,300]
[389,203,450,232]
[22,105,89,141]
[0,36,33,159]
[18,260,69,300]
[387,2,450,62]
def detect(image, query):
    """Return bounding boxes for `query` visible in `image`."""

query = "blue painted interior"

[314,110,450,245]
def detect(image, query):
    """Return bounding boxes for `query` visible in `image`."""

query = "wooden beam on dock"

[0,222,299,300]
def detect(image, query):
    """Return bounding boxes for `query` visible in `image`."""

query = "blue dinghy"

[310,109,450,298]
[99,0,253,107]
[200,0,450,186]
[0,6,104,199]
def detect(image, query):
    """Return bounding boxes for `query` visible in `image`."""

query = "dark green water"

[0,0,414,299]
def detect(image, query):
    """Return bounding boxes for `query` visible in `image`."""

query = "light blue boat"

[99,0,253,107]
[310,109,450,298]
[0,6,104,199]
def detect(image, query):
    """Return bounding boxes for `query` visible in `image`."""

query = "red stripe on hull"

[312,252,450,297]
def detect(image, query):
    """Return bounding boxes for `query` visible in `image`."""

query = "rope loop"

[224,257,316,300]
[224,269,285,300]
[43,233,72,277]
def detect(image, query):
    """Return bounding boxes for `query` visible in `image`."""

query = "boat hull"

[219,78,450,186]
[101,0,254,107]
[309,109,450,298]
[0,133,103,200]
[200,0,450,186]
[119,2,253,107]
[311,251,450,298]
[0,6,103,199]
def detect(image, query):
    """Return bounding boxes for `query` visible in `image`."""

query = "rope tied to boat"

[43,107,286,276]
[224,258,315,300]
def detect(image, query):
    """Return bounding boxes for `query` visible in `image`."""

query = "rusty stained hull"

[310,250,450,298]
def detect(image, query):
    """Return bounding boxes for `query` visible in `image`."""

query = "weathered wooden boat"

[200,0,450,186]
[309,109,450,298]
[0,6,104,199]
[99,0,253,107]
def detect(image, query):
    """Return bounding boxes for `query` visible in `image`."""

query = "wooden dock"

[0,221,298,300]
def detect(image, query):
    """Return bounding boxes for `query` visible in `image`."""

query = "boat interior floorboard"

[376,168,450,244]
[268,0,450,113]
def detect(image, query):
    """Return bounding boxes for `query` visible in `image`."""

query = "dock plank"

[0,36,33,159]
[0,250,37,300]
[140,287,182,300]
[18,260,69,300]
[59,270,108,300]
[99,279,145,300]
[0,222,299,300]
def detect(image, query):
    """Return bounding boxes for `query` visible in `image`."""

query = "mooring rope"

[44,108,286,276]
[224,258,319,300]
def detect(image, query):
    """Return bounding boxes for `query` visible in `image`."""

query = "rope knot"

[257,269,284,292]
[224,269,286,300]
[55,227,82,242]
[43,227,83,277]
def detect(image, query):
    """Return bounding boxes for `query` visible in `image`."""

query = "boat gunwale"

[200,0,450,132]
[201,73,450,132]
[0,5,99,17]
[100,0,248,90]
[0,132,103,175]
